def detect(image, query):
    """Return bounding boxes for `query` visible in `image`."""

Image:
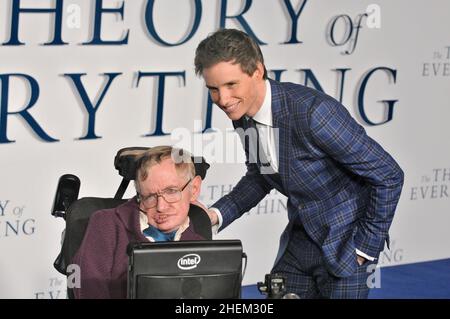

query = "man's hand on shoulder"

[193,200,218,226]
[206,208,219,226]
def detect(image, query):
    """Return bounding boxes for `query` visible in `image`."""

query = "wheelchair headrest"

[114,147,210,181]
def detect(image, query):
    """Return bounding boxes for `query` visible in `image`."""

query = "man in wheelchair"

[72,146,208,299]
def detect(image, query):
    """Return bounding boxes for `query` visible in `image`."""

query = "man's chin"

[156,220,175,232]
[226,112,243,121]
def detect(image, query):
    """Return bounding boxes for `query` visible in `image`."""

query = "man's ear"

[253,62,265,80]
[189,175,202,202]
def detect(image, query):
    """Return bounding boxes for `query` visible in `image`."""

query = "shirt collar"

[139,211,149,232]
[252,80,272,127]
[139,210,190,242]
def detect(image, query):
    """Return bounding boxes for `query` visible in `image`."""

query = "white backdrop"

[1,0,449,298]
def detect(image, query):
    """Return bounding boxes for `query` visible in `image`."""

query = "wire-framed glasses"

[138,179,191,209]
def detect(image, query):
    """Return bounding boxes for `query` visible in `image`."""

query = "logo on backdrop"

[422,46,450,77]
[409,168,450,201]
[34,277,67,299]
[0,199,35,239]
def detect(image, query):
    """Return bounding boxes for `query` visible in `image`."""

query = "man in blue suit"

[194,29,404,298]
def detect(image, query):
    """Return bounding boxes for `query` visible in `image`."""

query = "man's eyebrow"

[206,80,238,90]
[162,185,180,190]
[144,184,180,195]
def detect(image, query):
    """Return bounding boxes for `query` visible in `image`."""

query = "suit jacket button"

[298,204,304,209]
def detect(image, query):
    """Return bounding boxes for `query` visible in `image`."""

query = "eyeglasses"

[138,179,191,209]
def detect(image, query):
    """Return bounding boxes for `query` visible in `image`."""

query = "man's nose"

[156,195,170,211]
[217,89,231,106]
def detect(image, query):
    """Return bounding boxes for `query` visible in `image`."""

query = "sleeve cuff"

[356,248,376,261]
[209,207,223,235]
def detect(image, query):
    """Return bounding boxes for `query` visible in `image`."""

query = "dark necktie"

[143,224,177,241]
[246,117,273,172]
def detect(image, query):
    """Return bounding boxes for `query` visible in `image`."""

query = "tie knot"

[246,117,257,128]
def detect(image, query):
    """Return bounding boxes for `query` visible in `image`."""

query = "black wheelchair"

[50,147,212,298]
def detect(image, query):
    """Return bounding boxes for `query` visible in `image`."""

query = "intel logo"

[177,254,201,270]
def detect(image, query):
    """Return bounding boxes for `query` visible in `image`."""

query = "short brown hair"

[194,28,267,79]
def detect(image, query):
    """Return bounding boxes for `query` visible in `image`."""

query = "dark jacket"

[72,198,204,299]
[213,79,404,277]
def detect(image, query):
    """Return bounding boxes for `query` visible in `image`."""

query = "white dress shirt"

[250,80,279,173]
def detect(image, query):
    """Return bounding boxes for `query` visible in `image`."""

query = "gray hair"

[134,146,194,192]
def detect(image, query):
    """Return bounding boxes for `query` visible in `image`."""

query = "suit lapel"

[269,79,290,192]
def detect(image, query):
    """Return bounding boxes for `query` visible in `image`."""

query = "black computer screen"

[127,240,243,299]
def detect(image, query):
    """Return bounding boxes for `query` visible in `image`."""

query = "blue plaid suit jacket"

[213,79,404,277]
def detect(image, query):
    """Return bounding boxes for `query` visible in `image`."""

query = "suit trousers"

[271,223,373,299]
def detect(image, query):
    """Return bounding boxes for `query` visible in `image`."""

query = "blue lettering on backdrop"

[202,94,214,133]
[0,2,400,142]
[334,68,351,104]
[281,0,308,44]
[299,68,351,103]
[3,0,66,46]
[0,200,9,216]
[358,67,398,126]
[219,0,266,45]
[0,0,370,51]
[274,67,397,126]
[0,199,36,238]
[136,71,186,136]
[0,74,58,143]
[0,67,398,143]
[300,69,325,93]
[327,13,368,55]
[83,0,129,45]
[144,0,202,46]
[0,219,35,237]
[328,15,353,47]
[64,73,122,140]
[269,69,287,82]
